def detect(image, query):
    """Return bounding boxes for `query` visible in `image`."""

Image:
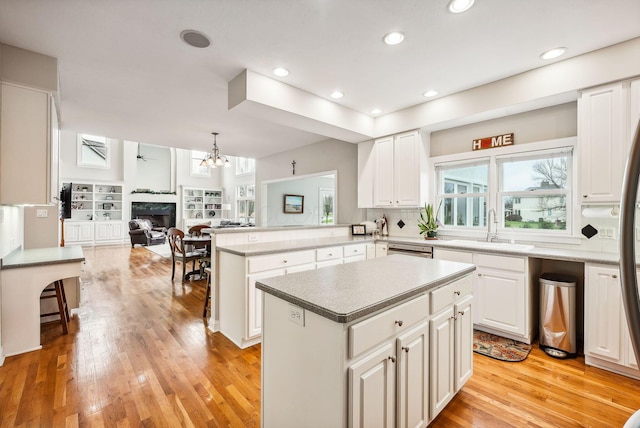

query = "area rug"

[143,243,172,259]
[473,330,532,362]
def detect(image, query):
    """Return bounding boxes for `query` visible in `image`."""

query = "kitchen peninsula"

[256,255,475,427]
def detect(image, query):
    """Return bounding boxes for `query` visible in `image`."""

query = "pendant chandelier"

[200,132,230,168]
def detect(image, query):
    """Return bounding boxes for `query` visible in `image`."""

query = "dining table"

[182,234,212,280]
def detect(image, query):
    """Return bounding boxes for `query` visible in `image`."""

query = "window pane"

[441,196,485,227]
[501,156,568,191]
[441,164,488,193]
[502,195,566,230]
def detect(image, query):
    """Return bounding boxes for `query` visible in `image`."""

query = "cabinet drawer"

[316,246,343,262]
[248,250,316,273]
[349,293,429,358]
[430,275,472,315]
[343,243,366,258]
[474,253,525,272]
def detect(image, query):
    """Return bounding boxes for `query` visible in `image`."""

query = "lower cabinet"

[64,220,125,245]
[429,275,473,418]
[349,321,429,428]
[585,263,640,379]
[94,221,125,242]
[64,221,94,244]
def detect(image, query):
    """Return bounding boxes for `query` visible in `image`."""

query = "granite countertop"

[1,246,85,270]
[256,255,476,323]
[217,235,375,257]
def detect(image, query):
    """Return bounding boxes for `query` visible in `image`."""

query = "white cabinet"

[578,79,640,203]
[0,82,57,205]
[343,243,367,263]
[374,130,423,207]
[64,222,94,244]
[429,276,473,419]
[376,242,388,258]
[94,221,125,242]
[64,182,123,221]
[584,263,640,379]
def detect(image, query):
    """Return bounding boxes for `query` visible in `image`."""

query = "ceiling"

[0,0,639,158]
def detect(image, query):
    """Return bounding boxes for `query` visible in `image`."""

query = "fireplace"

[131,202,176,228]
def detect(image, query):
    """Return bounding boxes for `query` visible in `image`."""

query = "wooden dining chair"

[167,227,201,282]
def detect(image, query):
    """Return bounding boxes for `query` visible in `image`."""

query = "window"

[77,134,110,168]
[436,161,489,227]
[190,150,211,177]
[236,157,255,175]
[236,185,255,224]
[435,144,574,236]
[498,149,571,231]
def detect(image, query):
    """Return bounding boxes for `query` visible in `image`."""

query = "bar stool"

[40,280,70,334]
[203,267,212,317]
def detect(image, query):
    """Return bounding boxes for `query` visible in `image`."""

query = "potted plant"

[418,203,438,239]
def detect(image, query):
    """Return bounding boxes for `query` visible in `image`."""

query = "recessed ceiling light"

[448,0,475,13]
[423,90,438,97]
[180,30,211,48]
[371,108,382,115]
[540,47,567,60]
[383,32,405,46]
[273,67,289,77]
[330,91,344,99]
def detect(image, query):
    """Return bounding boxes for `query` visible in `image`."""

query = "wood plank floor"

[1,244,639,427]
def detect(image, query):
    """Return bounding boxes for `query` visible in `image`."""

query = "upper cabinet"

[0,82,58,205]
[578,79,640,203]
[358,130,427,208]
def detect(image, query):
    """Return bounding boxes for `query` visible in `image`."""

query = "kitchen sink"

[445,240,535,251]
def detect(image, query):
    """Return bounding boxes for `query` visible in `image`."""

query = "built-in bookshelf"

[182,187,227,229]
[66,182,123,221]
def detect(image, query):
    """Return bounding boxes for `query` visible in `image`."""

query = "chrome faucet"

[486,208,498,242]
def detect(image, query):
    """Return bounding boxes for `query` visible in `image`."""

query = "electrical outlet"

[248,234,258,242]
[288,304,305,326]
[329,229,336,236]
[36,209,48,218]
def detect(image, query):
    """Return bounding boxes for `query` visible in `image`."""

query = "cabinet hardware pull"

[451,316,457,320]
[477,273,482,277]
[283,260,288,263]
[612,274,618,278]
[454,291,460,296]
[582,195,588,198]
[328,254,332,257]
[458,311,464,316]
[388,356,396,363]
[402,346,410,353]
[395,320,403,327]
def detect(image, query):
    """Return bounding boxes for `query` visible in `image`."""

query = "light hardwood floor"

[1,244,639,427]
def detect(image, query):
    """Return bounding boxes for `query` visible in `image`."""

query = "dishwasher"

[386,242,433,258]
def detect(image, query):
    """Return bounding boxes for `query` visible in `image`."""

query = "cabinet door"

[247,269,285,339]
[393,131,420,207]
[64,224,79,242]
[375,243,388,258]
[94,223,111,241]
[579,83,624,203]
[374,136,395,207]
[110,221,124,239]
[474,267,526,336]
[429,308,454,418]
[585,265,622,362]
[397,321,429,428]
[366,243,376,259]
[349,343,395,428]
[78,223,94,242]
[454,295,473,391]
[0,83,52,205]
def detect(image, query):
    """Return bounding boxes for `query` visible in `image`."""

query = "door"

[585,265,623,362]
[475,267,525,335]
[429,308,454,418]
[393,131,420,207]
[247,269,285,339]
[454,295,473,390]
[397,321,429,428]
[349,343,395,428]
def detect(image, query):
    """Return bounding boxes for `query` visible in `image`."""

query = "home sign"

[472,133,514,151]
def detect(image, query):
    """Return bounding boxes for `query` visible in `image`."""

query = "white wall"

[265,176,334,226]
[59,130,124,182]
[0,205,23,258]
[135,143,171,191]
[255,138,365,226]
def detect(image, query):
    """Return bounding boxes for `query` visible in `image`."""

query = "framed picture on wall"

[283,194,304,214]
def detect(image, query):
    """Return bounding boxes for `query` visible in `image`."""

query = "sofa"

[128,219,167,247]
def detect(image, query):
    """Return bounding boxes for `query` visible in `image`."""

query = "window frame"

[77,134,110,169]
[431,137,578,243]
[190,150,211,177]
[236,157,256,175]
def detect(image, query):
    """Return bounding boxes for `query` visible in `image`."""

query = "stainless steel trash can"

[539,273,577,358]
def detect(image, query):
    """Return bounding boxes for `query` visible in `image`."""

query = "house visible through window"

[437,161,489,227]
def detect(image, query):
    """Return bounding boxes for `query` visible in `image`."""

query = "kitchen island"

[256,255,475,428]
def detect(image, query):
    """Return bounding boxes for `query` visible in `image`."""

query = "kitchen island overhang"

[257,255,476,428]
